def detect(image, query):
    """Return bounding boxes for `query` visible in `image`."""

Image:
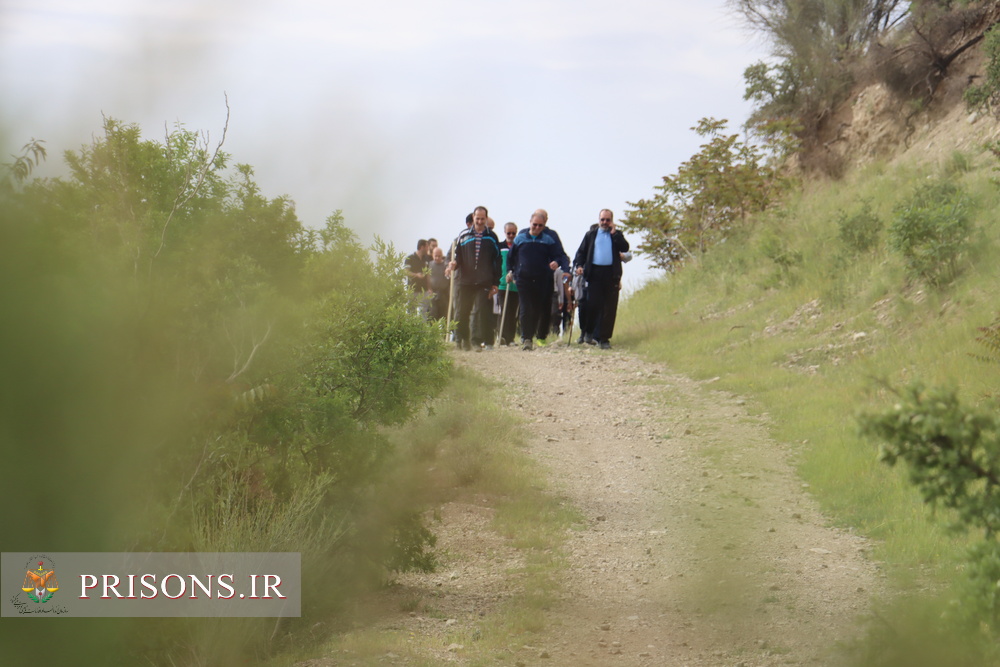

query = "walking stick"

[567,300,575,345]
[496,282,511,347]
[444,240,457,343]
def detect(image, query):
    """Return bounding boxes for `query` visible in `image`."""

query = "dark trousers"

[516,274,553,341]
[576,283,591,338]
[586,265,620,342]
[456,283,493,346]
[498,289,520,344]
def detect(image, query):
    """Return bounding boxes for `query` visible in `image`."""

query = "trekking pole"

[567,301,575,345]
[444,240,457,343]
[496,282,510,347]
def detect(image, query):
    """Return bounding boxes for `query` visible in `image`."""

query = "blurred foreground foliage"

[0,118,450,665]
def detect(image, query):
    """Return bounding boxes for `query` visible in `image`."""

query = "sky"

[0,0,769,290]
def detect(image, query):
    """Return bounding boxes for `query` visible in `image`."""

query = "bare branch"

[226,321,273,385]
[151,93,231,265]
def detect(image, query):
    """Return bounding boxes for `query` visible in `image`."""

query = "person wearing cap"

[574,209,630,350]
[507,208,570,350]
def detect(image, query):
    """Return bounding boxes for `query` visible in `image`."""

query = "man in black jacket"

[574,209,630,350]
[448,206,501,351]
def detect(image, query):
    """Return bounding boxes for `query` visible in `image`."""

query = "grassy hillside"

[616,112,1000,663]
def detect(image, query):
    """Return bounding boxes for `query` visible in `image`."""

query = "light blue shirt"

[593,229,613,266]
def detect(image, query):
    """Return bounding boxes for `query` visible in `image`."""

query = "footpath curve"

[454,343,881,666]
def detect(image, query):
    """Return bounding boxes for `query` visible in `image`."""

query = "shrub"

[837,200,884,254]
[759,229,802,287]
[860,383,1000,629]
[964,24,1000,113]
[886,181,973,286]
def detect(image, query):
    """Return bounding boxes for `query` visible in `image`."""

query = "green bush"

[758,229,802,287]
[964,24,1000,113]
[860,383,1000,629]
[837,199,884,254]
[886,181,974,286]
[1,117,451,666]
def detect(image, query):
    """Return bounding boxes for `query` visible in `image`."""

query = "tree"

[621,118,787,270]
[733,0,908,135]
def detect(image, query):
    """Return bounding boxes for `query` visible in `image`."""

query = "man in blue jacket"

[574,209,630,349]
[507,209,570,350]
[448,206,501,351]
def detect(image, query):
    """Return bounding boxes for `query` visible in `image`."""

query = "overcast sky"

[1,1,768,290]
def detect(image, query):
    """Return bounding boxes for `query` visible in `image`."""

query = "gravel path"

[452,342,881,666]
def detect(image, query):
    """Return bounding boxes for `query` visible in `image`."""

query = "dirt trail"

[359,343,882,666]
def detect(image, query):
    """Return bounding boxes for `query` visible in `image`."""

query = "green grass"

[616,146,1000,662]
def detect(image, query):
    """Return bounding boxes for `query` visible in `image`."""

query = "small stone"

[539,650,550,659]
[596,515,607,522]
[600,622,611,631]
[446,643,463,652]
[445,618,457,626]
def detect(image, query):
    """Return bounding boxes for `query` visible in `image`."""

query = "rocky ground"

[327,341,884,666]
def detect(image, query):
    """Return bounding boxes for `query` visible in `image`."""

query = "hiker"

[428,246,449,320]
[497,222,520,345]
[507,208,570,351]
[448,206,502,351]
[574,209,630,350]
[404,238,431,318]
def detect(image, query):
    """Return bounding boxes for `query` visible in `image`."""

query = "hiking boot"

[536,338,548,347]
[484,344,494,351]
[522,338,533,351]
[584,334,596,345]
[576,335,585,344]
[599,340,612,350]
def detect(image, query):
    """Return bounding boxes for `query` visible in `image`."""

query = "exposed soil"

[321,342,882,667]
